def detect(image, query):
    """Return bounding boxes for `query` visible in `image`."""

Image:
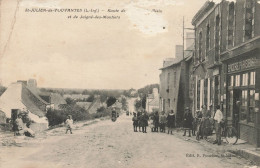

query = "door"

[233,89,241,137]
[11,109,19,131]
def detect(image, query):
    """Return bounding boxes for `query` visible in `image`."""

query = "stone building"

[192,0,260,147]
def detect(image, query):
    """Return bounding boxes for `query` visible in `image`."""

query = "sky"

[0,0,206,90]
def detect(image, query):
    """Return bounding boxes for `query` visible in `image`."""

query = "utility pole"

[183,16,185,60]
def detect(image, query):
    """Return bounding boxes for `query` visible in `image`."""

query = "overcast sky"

[0,0,206,89]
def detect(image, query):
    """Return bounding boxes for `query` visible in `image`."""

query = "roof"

[63,94,89,100]
[191,1,215,26]
[50,93,67,105]
[21,84,46,117]
[148,98,159,106]
[160,44,194,70]
[76,102,92,110]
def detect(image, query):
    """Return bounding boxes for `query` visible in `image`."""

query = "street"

[0,115,255,168]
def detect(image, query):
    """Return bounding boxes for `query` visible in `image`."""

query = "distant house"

[0,81,49,131]
[76,102,92,111]
[39,92,67,110]
[63,94,89,101]
[146,88,159,113]
[76,97,102,114]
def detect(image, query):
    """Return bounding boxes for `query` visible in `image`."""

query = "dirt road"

[0,115,256,168]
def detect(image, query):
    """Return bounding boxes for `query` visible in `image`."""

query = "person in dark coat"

[132,113,138,132]
[140,111,149,133]
[183,107,193,137]
[137,111,142,132]
[166,110,175,134]
[153,111,159,132]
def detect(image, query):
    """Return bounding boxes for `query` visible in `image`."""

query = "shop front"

[223,52,260,147]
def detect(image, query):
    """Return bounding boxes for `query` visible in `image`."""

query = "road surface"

[0,115,255,168]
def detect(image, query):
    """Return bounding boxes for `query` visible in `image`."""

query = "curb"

[228,149,260,166]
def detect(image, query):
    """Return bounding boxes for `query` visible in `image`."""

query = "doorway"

[233,89,241,137]
[11,109,19,131]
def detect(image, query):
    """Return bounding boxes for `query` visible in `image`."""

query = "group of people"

[13,113,35,137]
[132,105,224,145]
[132,110,176,134]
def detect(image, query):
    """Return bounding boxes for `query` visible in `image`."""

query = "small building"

[0,81,49,132]
[76,97,103,114]
[146,88,159,113]
[39,92,67,110]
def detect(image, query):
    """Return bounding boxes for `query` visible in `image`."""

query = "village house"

[63,94,90,101]
[159,32,194,126]
[191,0,260,147]
[39,92,67,110]
[76,96,103,114]
[145,88,159,113]
[0,80,50,132]
[159,45,185,126]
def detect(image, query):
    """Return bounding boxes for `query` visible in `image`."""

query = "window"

[168,99,171,108]
[206,24,210,56]
[228,2,235,48]
[235,74,240,86]
[242,73,248,86]
[198,31,203,62]
[240,90,248,121]
[215,15,220,62]
[227,90,233,117]
[167,73,170,92]
[249,90,255,122]
[204,79,208,107]
[197,80,200,109]
[174,71,177,88]
[244,0,254,41]
[250,71,255,85]
[228,75,234,86]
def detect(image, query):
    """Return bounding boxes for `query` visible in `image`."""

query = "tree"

[86,95,95,102]
[106,97,117,107]
[121,97,128,111]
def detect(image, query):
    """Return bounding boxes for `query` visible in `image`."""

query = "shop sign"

[227,57,258,73]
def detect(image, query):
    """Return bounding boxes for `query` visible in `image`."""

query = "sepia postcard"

[0,0,260,168]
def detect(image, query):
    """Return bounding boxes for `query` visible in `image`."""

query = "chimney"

[175,45,184,61]
[186,32,194,49]
[163,58,175,67]
[17,80,27,85]
[27,79,37,88]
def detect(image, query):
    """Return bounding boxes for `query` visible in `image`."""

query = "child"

[65,115,73,134]
[149,115,155,132]
[132,113,138,132]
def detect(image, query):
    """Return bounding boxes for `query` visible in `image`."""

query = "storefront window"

[242,73,248,86]
[235,75,240,86]
[204,79,208,107]
[240,90,248,121]
[227,90,233,117]
[229,75,234,86]
[250,71,255,85]
[249,90,255,123]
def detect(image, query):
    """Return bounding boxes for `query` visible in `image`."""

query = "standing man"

[213,105,223,145]
[183,107,193,137]
[159,111,167,133]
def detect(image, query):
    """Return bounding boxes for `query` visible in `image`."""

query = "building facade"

[192,0,260,147]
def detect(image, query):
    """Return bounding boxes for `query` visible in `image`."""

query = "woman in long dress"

[166,110,175,134]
